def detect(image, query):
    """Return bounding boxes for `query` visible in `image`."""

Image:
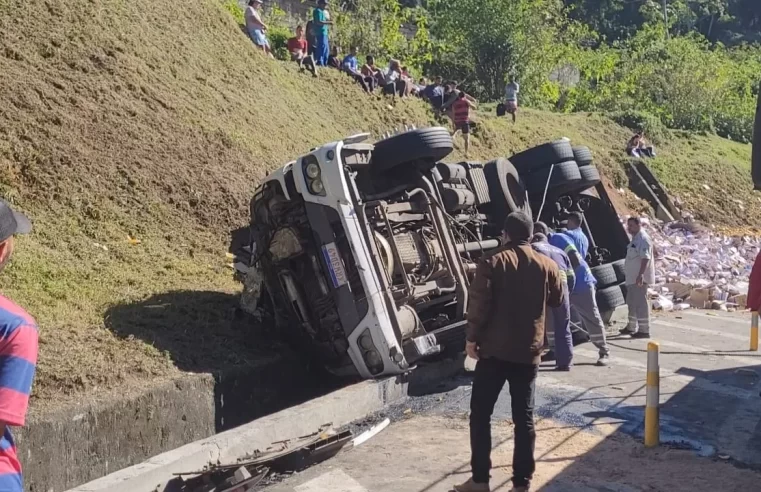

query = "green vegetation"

[284,1,760,143]
[0,0,758,410]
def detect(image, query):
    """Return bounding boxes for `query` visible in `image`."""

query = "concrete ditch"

[20,354,345,492]
[49,355,463,492]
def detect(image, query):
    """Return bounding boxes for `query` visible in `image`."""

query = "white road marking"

[642,338,761,367]
[652,319,748,342]
[295,469,369,492]
[573,348,756,400]
[673,310,748,325]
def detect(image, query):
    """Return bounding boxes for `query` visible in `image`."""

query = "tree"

[428,0,572,102]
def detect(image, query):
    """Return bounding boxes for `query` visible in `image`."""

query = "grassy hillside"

[0,0,756,410]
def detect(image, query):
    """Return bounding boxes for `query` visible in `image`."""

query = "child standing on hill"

[451,91,477,157]
[505,77,520,124]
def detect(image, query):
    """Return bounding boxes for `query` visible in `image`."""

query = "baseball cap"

[0,200,32,243]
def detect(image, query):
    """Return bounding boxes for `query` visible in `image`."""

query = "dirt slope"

[0,0,756,410]
[0,0,434,407]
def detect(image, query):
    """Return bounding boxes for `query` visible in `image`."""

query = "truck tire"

[591,264,617,288]
[523,161,581,195]
[572,146,594,166]
[371,127,454,173]
[596,285,626,312]
[612,259,626,283]
[577,165,601,188]
[509,140,575,173]
[483,157,532,218]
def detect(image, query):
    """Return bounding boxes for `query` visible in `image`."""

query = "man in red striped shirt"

[451,91,477,157]
[0,200,36,491]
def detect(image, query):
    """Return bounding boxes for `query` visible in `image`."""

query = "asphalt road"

[262,309,761,491]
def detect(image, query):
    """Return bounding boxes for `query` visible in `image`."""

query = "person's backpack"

[496,103,506,117]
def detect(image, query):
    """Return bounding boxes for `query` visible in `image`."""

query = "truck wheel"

[572,146,594,166]
[591,264,617,288]
[509,140,575,173]
[523,161,581,196]
[612,259,626,283]
[371,127,454,173]
[483,157,532,218]
[577,165,601,188]
[596,285,626,312]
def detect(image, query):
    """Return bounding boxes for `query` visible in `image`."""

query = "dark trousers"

[349,73,375,93]
[470,357,538,488]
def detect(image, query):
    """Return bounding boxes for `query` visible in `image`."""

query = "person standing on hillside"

[451,91,477,157]
[287,25,317,77]
[312,0,333,66]
[244,0,273,58]
[548,213,610,366]
[505,76,520,124]
[455,212,563,492]
[620,217,655,338]
[0,200,37,491]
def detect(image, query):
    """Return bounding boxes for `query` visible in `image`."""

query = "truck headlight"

[309,179,325,194]
[302,159,326,196]
[306,162,321,179]
[358,329,384,375]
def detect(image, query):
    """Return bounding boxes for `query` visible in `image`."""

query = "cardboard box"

[689,288,712,309]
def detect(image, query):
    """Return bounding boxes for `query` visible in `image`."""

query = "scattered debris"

[633,217,759,311]
[173,426,352,492]
[127,235,142,245]
[353,418,390,447]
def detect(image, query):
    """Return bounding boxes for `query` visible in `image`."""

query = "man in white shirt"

[505,77,520,124]
[621,216,655,338]
[244,0,273,58]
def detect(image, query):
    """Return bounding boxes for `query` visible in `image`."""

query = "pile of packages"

[641,218,759,311]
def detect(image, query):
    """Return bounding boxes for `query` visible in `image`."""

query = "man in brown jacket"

[454,212,563,492]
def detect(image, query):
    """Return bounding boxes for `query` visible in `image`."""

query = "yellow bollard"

[752,312,759,352]
[644,341,660,448]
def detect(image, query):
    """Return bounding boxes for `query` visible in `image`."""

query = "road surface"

[263,309,761,491]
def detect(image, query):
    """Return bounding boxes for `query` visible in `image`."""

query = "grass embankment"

[0,0,755,410]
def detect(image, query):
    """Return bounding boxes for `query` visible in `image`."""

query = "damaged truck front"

[232,128,526,378]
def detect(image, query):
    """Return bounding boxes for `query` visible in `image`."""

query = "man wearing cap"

[312,0,333,66]
[0,200,36,491]
[245,0,274,58]
[455,212,563,492]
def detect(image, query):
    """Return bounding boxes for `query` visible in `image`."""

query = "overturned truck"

[231,128,629,379]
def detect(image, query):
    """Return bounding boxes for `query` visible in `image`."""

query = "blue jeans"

[547,289,573,368]
[315,33,329,66]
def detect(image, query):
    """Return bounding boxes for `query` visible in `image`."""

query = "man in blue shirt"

[422,76,445,110]
[342,47,373,92]
[312,0,332,66]
[531,229,574,371]
[543,218,610,366]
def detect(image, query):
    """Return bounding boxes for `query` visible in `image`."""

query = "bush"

[609,110,667,144]
[267,26,292,61]
[221,0,244,26]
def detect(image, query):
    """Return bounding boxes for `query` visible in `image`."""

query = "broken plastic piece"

[353,418,390,447]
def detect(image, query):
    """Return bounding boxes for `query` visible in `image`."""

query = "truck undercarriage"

[231,129,630,379]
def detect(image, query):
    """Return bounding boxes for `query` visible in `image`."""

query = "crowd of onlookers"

[243,0,521,156]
